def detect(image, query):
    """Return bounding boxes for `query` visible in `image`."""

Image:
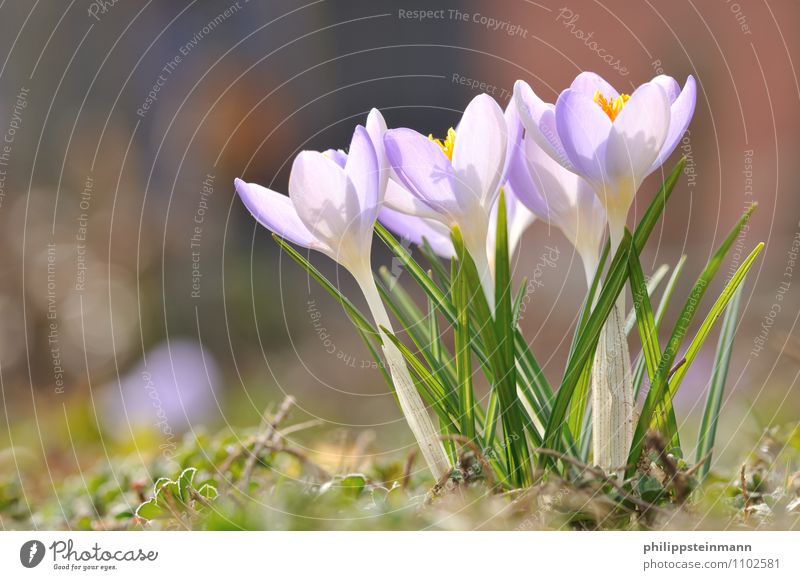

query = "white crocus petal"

[513,80,575,172]
[569,194,607,285]
[569,71,620,99]
[603,82,670,236]
[234,178,332,255]
[323,148,348,167]
[344,125,381,232]
[289,150,363,268]
[503,98,525,180]
[383,177,442,221]
[379,207,454,259]
[649,76,697,174]
[555,88,612,187]
[366,108,389,194]
[452,94,508,210]
[553,178,604,264]
[525,141,599,235]
[521,140,605,283]
[507,197,537,256]
[650,75,681,102]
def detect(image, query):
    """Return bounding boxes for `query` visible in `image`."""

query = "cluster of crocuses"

[235,71,696,480]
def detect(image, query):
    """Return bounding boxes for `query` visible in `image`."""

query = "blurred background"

[0,0,798,503]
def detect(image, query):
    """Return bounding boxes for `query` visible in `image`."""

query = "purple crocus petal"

[528,137,593,232]
[506,141,549,218]
[378,207,454,259]
[324,148,348,168]
[234,178,329,252]
[384,128,462,221]
[503,97,525,186]
[555,88,612,186]
[524,137,583,222]
[289,151,360,246]
[649,75,697,174]
[450,94,507,209]
[366,108,389,194]
[569,71,620,99]
[514,80,575,172]
[345,125,381,228]
[561,179,607,262]
[516,135,606,259]
[650,75,681,103]
[507,192,536,255]
[384,177,441,221]
[605,82,670,189]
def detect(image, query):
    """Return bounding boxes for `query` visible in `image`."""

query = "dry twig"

[240,396,295,491]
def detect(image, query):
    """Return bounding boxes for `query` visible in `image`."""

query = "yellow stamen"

[593,90,630,122]
[428,127,457,161]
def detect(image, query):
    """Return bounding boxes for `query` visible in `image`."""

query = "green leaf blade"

[626,205,759,478]
[695,283,746,481]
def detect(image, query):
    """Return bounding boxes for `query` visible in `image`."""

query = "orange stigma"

[593,90,630,121]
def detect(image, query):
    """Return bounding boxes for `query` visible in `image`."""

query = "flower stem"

[591,222,634,475]
[355,269,451,481]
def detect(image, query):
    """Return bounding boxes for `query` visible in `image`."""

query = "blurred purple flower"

[102,339,220,437]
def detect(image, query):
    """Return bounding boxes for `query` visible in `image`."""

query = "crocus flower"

[514,72,696,249]
[514,72,696,473]
[235,126,451,480]
[350,108,455,260]
[383,94,508,301]
[365,107,534,265]
[506,113,606,286]
[507,101,625,471]
[235,128,379,276]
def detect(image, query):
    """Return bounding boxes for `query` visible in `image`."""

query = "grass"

[1,398,798,531]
